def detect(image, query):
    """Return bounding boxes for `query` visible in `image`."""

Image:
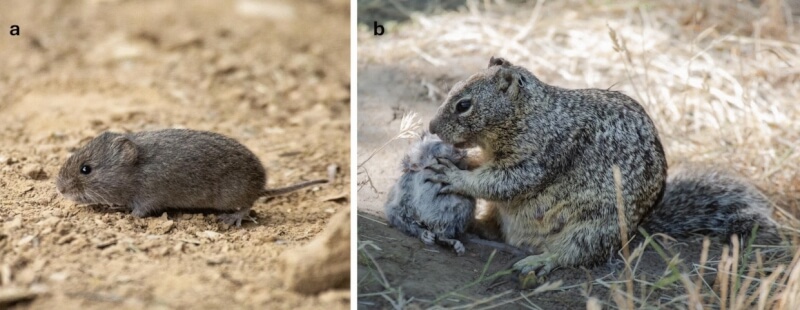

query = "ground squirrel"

[427,57,780,280]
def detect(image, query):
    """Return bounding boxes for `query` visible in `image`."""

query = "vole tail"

[263,179,328,197]
[641,166,781,246]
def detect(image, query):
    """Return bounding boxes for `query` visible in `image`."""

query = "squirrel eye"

[80,164,92,175]
[455,99,471,114]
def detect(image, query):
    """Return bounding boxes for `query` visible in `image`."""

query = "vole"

[383,131,476,255]
[56,129,327,226]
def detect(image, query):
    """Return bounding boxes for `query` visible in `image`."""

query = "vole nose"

[55,179,65,195]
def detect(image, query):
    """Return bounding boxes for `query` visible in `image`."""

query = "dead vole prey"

[56,128,327,226]
[384,131,476,255]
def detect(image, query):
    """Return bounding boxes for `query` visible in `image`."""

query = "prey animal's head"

[401,131,466,172]
[56,132,139,206]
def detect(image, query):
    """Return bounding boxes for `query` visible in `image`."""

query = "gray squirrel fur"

[427,56,780,278]
[56,129,327,227]
[384,131,476,255]
[644,164,779,243]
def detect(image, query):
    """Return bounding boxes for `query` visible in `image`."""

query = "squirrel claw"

[435,157,458,169]
[425,172,449,184]
[513,254,556,277]
[426,164,446,174]
[439,184,456,194]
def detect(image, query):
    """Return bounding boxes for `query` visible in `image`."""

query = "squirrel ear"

[495,67,521,98]
[518,74,528,87]
[488,56,513,68]
[111,136,138,164]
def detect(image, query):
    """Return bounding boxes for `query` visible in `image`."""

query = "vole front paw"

[420,230,436,245]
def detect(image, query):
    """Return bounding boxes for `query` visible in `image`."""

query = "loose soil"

[0,1,350,309]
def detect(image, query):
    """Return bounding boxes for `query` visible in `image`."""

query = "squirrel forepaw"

[513,254,556,277]
[427,157,458,173]
[438,184,457,195]
[426,158,468,195]
[423,173,458,194]
[435,157,459,169]
[424,172,449,184]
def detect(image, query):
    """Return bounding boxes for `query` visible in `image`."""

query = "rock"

[16,235,35,246]
[36,217,60,229]
[22,164,47,180]
[235,0,295,20]
[0,287,37,307]
[48,272,69,282]
[147,214,174,235]
[327,164,338,182]
[206,255,228,265]
[318,290,349,304]
[197,230,221,240]
[281,208,349,295]
[4,217,22,230]
[56,234,76,245]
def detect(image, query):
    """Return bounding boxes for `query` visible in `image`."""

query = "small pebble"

[206,255,228,265]
[327,164,338,182]
[22,164,47,180]
[197,230,221,240]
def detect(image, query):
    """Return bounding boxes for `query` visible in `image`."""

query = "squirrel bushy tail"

[641,165,781,245]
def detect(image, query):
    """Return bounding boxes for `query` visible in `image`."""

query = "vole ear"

[111,136,138,164]
[401,155,412,172]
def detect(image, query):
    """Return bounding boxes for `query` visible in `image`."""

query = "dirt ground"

[356,1,799,309]
[0,0,349,309]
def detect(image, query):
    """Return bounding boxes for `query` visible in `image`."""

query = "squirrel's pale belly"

[498,192,575,253]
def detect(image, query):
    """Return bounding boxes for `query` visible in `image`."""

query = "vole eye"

[80,164,92,175]
[455,99,471,114]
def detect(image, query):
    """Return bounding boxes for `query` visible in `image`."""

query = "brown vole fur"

[56,128,327,226]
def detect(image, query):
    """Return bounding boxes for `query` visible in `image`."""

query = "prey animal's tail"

[263,179,328,197]
[641,166,781,245]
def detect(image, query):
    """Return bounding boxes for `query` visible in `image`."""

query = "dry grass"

[357,112,422,193]
[358,0,800,308]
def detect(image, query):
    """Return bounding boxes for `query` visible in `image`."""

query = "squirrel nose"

[429,119,439,135]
